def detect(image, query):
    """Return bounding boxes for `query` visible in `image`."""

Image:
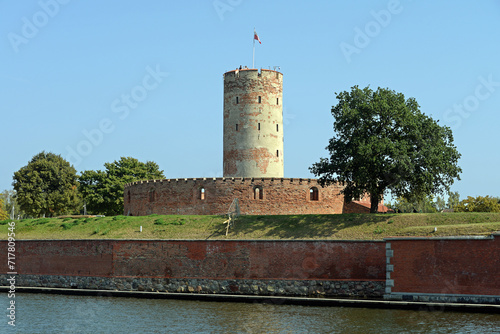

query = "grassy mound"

[0,212,499,240]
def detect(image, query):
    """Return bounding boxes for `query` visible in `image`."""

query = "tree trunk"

[370,194,379,213]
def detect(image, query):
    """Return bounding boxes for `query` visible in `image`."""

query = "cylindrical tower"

[223,68,284,178]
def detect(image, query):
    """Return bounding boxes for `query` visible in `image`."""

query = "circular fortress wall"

[223,69,284,178]
[124,178,345,216]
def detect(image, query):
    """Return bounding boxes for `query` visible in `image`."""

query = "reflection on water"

[1,293,499,333]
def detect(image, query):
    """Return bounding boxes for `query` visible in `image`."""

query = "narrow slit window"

[258,123,261,131]
[276,124,279,132]
[236,96,239,104]
[258,96,261,103]
[149,189,156,202]
[277,98,279,105]
[200,187,205,200]
[236,124,239,131]
[276,150,279,157]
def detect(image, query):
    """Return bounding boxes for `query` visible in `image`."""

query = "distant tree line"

[387,193,500,213]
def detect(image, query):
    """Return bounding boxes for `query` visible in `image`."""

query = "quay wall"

[2,234,499,304]
[0,240,386,298]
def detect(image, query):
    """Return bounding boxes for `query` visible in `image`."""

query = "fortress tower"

[223,68,284,178]
[123,67,385,216]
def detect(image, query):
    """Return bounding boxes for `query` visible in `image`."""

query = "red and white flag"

[254,30,261,44]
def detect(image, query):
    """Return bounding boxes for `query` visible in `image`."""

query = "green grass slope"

[1,213,499,240]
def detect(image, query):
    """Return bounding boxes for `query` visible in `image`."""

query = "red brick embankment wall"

[2,240,384,280]
[385,233,500,303]
[0,240,386,298]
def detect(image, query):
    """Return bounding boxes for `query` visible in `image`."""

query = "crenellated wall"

[124,177,346,216]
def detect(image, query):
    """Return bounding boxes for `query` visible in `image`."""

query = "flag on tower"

[254,30,261,44]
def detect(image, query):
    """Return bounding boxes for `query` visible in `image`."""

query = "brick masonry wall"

[223,69,284,178]
[385,233,500,303]
[124,178,346,216]
[0,240,386,298]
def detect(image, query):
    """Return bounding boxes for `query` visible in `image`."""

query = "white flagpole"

[252,29,255,68]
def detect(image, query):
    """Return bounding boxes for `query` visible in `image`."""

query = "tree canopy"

[13,151,80,217]
[79,157,164,216]
[455,195,500,212]
[310,86,462,213]
[0,199,8,220]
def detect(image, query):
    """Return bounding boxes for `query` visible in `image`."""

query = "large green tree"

[13,152,80,217]
[310,86,462,213]
[79,157,164,215]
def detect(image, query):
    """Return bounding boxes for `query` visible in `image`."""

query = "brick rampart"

[0,239,385,298]
[124,178,346,216]
[385,233,500,303]
[3,235,499,303]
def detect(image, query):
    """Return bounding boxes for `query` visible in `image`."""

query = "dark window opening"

[254,186,263,200]
[310,187,319,201]
[277,98,279,105]
[258,123,261,131]
[258,96,261,103]
[236,124,239,131]
[276,150,279,157]
[236,97,239,104]
[276,124,279,132]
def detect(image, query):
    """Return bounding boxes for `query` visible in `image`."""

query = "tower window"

[200,187,206,200]
[276,124,279,132]
[258,123,261,131]
[149,189,156,202]
[254,186,263,200]
[258,96,261,103]
[236,97,239,104]
[277,98,279,105]
[276,150,279,157]
[236,124,239,131]
[310,187,319,201]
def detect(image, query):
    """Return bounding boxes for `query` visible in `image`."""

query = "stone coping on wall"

[6,239,385,243]
[124,177,327,187]
[385,292,500,305]
[384,234,497,241]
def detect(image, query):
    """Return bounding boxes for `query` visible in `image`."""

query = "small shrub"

[62,217,73,222]
[28,218,51,226]
[373,227,385,234]
[154,218,168,225]
[61,223,72,230]
[0,220,10,225]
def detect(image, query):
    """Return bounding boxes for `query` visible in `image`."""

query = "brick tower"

[223,68,284,178]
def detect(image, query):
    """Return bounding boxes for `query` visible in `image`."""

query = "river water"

[1,293,499,333]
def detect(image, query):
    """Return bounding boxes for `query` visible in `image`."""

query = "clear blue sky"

[1,0,499,202]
